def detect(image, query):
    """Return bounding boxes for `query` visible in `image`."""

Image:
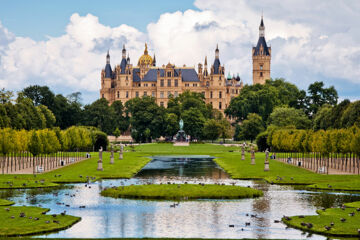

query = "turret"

[213,45,221,74]
[259,16,265,37]
[105,50,112,78]
[106,50,110,64]
[203,56,208,76]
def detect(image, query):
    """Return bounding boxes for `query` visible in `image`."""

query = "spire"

[204,56,207,66]
[144,43,148,55]
[106,50,110,64]
[122,44,126,59]
[153,54,156,66]
[259,15,265,37]
[215,44,219,59]
[127,54,130,63]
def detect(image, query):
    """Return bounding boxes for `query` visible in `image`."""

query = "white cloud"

[0,1,360,102]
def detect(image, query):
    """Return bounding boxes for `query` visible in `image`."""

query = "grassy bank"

[101,183,263,200]
[0,151,151,189]
[0,199,14,206]
[0,206,80,237]
[282,205,360,237]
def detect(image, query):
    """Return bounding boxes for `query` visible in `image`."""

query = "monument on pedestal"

[264,148,270,171]
[110,145,114,164]
[119,144,123,160]
[251,146,255,165]
[174,119,189,146]
[97,147,103,171]
[241,143,245,160]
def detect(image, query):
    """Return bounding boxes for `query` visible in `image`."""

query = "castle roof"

[104,64,113,78]
[132,68,199,82]
[120,58,127,74]
[253,36,270,56]
[213,58,221,74]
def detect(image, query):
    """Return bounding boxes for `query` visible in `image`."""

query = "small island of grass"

[0,206,81,237]
[101,183,263,200]
[282,204,360,237]
[0,199,14,206]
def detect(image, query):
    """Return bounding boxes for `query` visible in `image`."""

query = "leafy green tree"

[268,106,311,129]
[313,104,333,130]
[22,85,55,107]
[181,108,206,140]
[341,101,360,128]
[28,131,42,157]
[113,127,121,142]
[83,98,115,134]
[235,113,265,142]
[305,81,338,116]
[111,100,129,132]
[203,119,222,142]
[164,113,179,138]
[0,88,14,104]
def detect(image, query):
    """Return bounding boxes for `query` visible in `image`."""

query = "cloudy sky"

[0,0,359,103]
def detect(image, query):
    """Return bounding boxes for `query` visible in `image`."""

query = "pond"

[1,155,360,239]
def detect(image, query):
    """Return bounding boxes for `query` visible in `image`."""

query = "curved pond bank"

[1,155,360,239]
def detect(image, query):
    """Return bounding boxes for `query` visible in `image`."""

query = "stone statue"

[110,145,114,164]
[264,148,270,171]
[97,147,103,171]
[119,144,123,160]
[241,143,245,161]
[179,119,184,130]
[250,146,255,165]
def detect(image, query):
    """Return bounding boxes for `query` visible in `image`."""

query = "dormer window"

[167,71,171,77]
[260,65,263,70]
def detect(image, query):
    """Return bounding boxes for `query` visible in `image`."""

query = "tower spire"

[215,44,219,59]
[122,44,126,59]
[259,15,265,37]
[204,56,207,66]
[106,50,110,64]
[153,53,156,66]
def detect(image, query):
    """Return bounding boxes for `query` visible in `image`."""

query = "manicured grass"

[282,206,360,237]
[101,183,263,200]
[0,206,80,237]
[345,201,360,208]
[0,199,14,206]
[0,151,151,189]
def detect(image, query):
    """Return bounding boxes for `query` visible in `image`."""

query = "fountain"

[173,119,189,146]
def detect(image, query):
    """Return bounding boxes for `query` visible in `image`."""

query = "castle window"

[102,94,104,98]
[168,79,171,87]
[236,89,238,94]
[152,91,155,97]
[135,92,139,97]
[193,83,197,87]
[144,83,148,87]
[167,72,171,77]
[260,72,263,77]
[160,91,164,98]
[152,83,156,87]
[185,83,189,87]
[219,76,222,80]
[174,79,178,87]
[160,79,164,87]
[232,89,234,94]
[126,76,128,80]
[160,102,164,107]
[210,91,213,98]
[219,91,222,98]
[260,65,263,70]
[144,91,147,96]
[219,102,222,109]
[206,81,209,87]
[126,91,129,98]
[202,91,205,97]
[174,91,178,97]
[227,89,229,94]
[117,91,120,98]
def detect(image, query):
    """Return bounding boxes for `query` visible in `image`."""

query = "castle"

[100,17,271,111]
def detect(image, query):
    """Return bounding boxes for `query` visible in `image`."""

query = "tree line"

[265,127,360,174]
[0,126,108,174]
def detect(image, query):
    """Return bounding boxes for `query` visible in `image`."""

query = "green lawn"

[101,183,263,200]
[0,151,151,189]
[0,206,80,237]
[0,199,14,206]
[283,206,360,237]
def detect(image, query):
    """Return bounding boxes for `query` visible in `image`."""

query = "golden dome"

[138,43,153,66]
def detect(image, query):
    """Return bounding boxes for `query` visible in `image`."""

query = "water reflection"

[0,156,360,239]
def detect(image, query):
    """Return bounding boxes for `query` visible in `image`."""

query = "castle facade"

[100,17,270,110]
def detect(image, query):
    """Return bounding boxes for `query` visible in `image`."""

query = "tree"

[0,88,14,104]
[111,100,129,132]
[225,78,301,122]
[164,113,179,138]
[82,98,115,134]
[305,81,338,116]
[203,119,222,142]
[268,107,311,129]
[22,85,55,107]
[181,108,206,140]
[341,100,360,128]
[125,96,165,142]
[235,113,265,142]
[113,127,121,142]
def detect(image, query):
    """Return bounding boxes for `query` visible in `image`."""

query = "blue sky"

[0,0,359,104]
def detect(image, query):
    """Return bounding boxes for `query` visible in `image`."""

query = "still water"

[1,155,360,239]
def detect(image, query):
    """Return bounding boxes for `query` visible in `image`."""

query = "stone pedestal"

[250,146,255,165]
[264,161,270,171]
[110,146,114,164]
[241,144,245,160]
[97,160,103,171]
[97,147,103,171]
